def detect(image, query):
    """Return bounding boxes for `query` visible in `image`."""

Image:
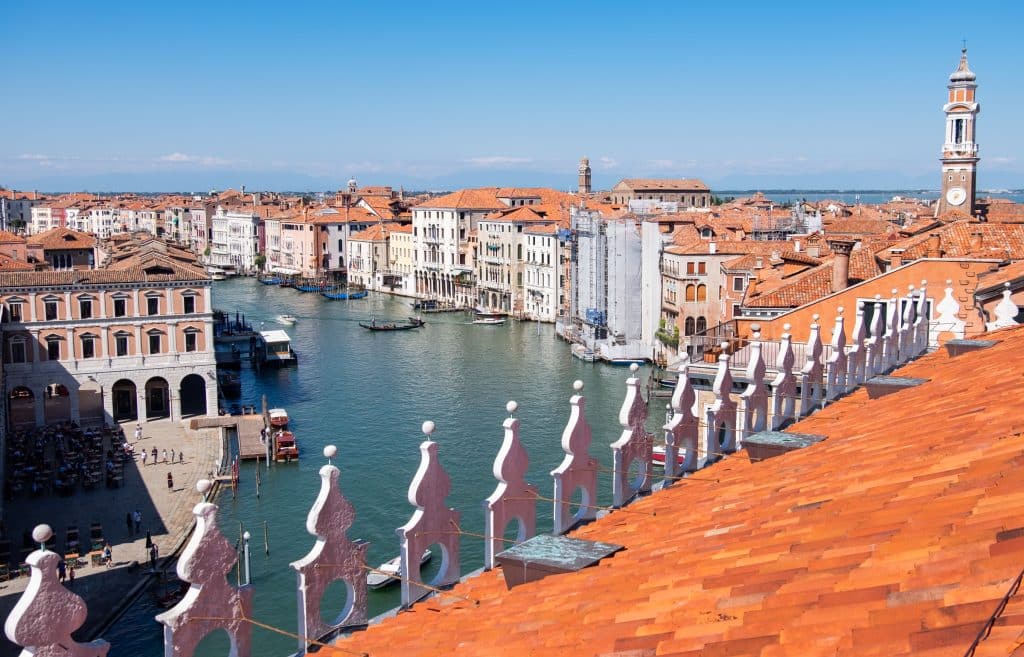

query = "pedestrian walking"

[126,511,133,536]
[178,451,184,464]
[167,472,174,490]
[149,544,158,570]
[134,424,142,442]
[161,448,168,463]
[170,448,175,463]
[145,531,153,549]
[103,543,112,567]
[151,447,158,462]
[68,563,75,584]
[58,559,66,582]
[141,450,148,466]
[133,509,142,534]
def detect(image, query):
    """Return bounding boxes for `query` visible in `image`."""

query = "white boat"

[367,548,432,589]
[276,314,297,325]
[653,445,686,467]
[571,343,597,362]
[207,267,227,281]
[473,317,506,325]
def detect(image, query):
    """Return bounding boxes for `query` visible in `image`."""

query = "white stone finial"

[506,400,518,416]
[242,531,251,541]
[32,524,52,547]
[874,294,882,300]
[323,444,337,463]
[629,362,639,374]
[422,420,436,437]
[908,284,915,292]
[836,307,844,315]
[196,479,212,495]
[946,279,953,286]
[922,279,928,287]
[573,380,584,392]
[812,313,820,322]
[783,322,792,332]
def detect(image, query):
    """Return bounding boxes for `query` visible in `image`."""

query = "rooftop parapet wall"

[737,258,1000,343]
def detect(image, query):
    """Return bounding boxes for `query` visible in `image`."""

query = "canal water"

[106,277,663,657]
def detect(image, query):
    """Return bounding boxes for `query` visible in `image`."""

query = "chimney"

[794,239,802,253]
[709,241,717,254]
[926,233,942,258]
[828,239,855,293]
[240,184,246,195]
[889,248,905,270]
[970,231,983,252]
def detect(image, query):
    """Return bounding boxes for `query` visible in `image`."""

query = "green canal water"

[107,277,662,657]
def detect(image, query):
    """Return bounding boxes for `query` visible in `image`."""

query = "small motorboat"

[367,548,432,590]
[571,343,597,362]
[321,287,368,300]
[606,358,646,366]
[276,314,297,325]
[268,408,289,428]
[652,445,686,467]
[259,276,283,285]
[274,430,298,462]
[473,311,506,325]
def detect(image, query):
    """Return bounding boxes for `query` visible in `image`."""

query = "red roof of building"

[326,325,1024,657]
[26,227,96,251]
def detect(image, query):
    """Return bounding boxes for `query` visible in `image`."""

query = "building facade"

[609,178,711,208]
[209,206,259,272]
[0,256,217,428]
[522,224,560,322]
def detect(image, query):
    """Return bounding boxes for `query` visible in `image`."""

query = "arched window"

[696,316,707,334]
[696,284,707,302]
[685,285,696,302]
[684,317,695,336]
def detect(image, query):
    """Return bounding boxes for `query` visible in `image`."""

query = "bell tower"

[578,157,592,196]
[937,47,980,217]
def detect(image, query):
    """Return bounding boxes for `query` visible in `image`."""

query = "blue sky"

[3,0,1023,192]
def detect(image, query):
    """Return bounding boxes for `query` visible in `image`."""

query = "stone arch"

[145,377,170,419]
[43,383,71,425]
[8,386,34,429]
[180,374,207,418]
[112,379,138,422]
[78,380,104,426]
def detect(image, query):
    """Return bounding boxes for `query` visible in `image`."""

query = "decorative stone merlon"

[290,445,369,653]
[705,347,737,455]
[156,480,253,657]
[610,364,652,508]
[484,401,538,570]
[4,524,110,657]
[664,354,701,477]
[770,324,797,430]
[551,380,598,535]
[736,327,768,449]
[987,282,1020,331]
[397,422,461,607]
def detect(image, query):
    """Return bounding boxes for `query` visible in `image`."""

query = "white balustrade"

[156,480,254,657]
[551,381,598,535]
[290,446,368,653]
[611,364,652,508]
[397,422,461,607]
[484,401,538,570]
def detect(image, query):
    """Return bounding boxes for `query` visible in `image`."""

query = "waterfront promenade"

[0,418,223,657]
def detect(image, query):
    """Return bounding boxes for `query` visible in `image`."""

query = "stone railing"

[8,282,989,657]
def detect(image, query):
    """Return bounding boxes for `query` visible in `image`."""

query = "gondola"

[359,317,425,331]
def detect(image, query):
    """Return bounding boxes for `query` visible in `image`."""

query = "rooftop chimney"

[970,231,983,252]
[926,233,942,258]
[794,239,802,253]
[889,248,906,270]
[828,239,855,293]
[709,241,717,254]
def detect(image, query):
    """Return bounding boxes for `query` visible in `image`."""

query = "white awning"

[271,267,300,275]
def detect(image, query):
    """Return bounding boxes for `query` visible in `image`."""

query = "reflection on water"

[108,279,658,656]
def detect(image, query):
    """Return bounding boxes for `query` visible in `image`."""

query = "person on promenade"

[145,531,153,549]
[68,563,75,584]
[167,472,174,490]
[148,544,158,571]
[134,424,142,442]
[126,511,133,537]
[170,448,175,463]
[141,449,147,466]
[162,449,168,463]
[102,542,112,567]
[151,447,157,462]
[179,451,184,464]
[132,509,141,534]
[57,559,66,582]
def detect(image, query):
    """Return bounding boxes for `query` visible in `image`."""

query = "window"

[732,304,742,318]
[684,317,695,336]
[81,335,96,359]
[115,334,129,357]
[113,298,127,317]
[8,303,22,322]
[183,295,196,314]
[9,339,26,364]
[696,284,707,302]
[732,276,745,292]
[685,285,696,302]
[184,331,198,352]
[79,298,92,319]
[149,333,161,354]
[697,262,706,275]
[147,297,159,316]
[686,262,695,275]
[696,316,707,334]
[46,337,60,361]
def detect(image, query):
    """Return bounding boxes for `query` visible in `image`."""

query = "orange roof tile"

[616,177,710,191]
[325,325,1024,657]
[26,227,96,250]
[416,188,506,210]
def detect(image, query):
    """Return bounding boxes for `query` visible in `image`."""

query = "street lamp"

[242,531,251,585]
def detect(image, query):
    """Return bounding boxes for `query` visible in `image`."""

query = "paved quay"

[0,418,224,657]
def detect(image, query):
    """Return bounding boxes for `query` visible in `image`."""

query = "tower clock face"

[946,186,967,206]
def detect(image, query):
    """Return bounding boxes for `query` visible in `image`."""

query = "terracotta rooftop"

[615,177,710,191]
[26,227,96,251]
[327,325,1024,657]
[350,223,400,241]
[0,230,26,244]
[745,246,882,308]
[416,188,506,211]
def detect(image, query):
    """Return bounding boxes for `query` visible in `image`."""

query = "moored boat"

[276,314,297,325]
[367,549,432,589]
[268,408,289,428]
[472,311,506,325]
[653,445,686,467]
[259,276,283,285]
[322,287,368,300]
[571,343,597,362]
[274,430,298,462]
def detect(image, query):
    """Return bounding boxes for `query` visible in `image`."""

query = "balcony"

[942,142,979,156]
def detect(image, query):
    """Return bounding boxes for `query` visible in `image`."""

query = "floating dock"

[190,413,268,460]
